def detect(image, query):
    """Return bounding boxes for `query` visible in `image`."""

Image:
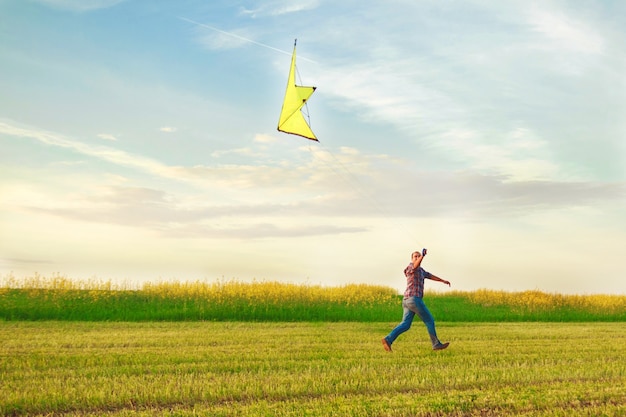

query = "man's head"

[412,251,422,260]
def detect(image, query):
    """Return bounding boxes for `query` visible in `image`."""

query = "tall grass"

[1,274,625,322]
[467,288,626,321]
[0,274,398,321]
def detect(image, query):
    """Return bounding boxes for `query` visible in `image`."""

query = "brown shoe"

[433,342,450,351]
[381,338,392,352]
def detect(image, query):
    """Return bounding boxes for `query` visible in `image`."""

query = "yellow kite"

[277,40,317,141]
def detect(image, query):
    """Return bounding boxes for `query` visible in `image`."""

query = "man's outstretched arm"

[430,274,451,287]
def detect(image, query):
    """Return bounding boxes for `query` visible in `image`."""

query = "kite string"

[294,64,314,127]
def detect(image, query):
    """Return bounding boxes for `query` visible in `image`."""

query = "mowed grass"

[1,321,625,416]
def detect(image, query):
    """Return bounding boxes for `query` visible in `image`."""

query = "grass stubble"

[1,321,625,416]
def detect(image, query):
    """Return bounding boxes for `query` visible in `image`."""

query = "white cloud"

[527,6,605,55]
[10,181,367,239]
[254,133,277,144]
[240,0,320,18]
[437,127,558,182]
[210,148,254,158]
[0,121,195,184]
[4,120,622,221]
[159,127,177,133]
[308,2,621,184]
[97,133,117,141]
[0,120,323,192]
[5,119,623,244]
[316,57,564,182]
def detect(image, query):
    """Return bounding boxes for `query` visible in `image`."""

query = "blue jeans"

[384,296,440,347]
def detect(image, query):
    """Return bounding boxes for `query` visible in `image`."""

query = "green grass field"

[2,321,625,416]
[2,276,625,322]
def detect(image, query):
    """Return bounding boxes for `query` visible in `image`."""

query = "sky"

[1,0,625,295]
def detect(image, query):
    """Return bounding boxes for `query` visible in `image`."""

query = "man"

[382,248,451,352]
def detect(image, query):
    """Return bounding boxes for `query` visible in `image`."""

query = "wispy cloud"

[3,119,623,240]
[0,120,330,191]
[159,127,177,133]
[436,127,558,182]
[309,2,620,183]
[32,0,126,12]
[315,58,564,182]
[527,5,605,55]
[1,121,184,182]
[239,0,320,18]
[210,147,254,158]
[21,184,366,238]
[97,133,117,141]
[254,133,277,144]
[17,168,625,241]
[166,222,365,239]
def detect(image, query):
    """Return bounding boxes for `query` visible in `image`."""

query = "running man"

[382,249,451,351]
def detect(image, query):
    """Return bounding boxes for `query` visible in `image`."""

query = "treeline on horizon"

[1,275,624,322]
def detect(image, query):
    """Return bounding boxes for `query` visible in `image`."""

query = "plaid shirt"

[403,263,432,298]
